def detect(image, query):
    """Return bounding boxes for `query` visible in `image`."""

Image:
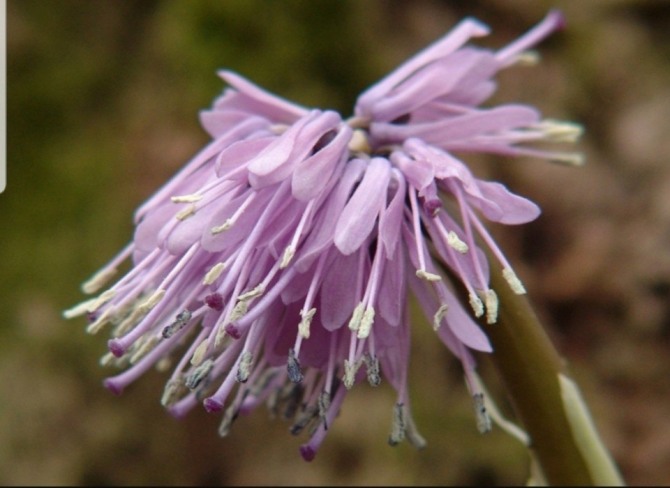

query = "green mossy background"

[3,0,670,485]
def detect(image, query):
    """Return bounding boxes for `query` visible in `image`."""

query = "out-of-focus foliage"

[3,0,670,485]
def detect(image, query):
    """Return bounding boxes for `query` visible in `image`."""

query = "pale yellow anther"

[502,267,526,295]
[549,151,585,167]
[469,292,484,318]
[175,204,197,220]
[343,359,360,389]
[214,323,229,349]
[88,289,116,313]
[279,245,296,269]
[191,339,210,366]
[171,194,203,203]
[348,129,372,154]
[130,335,160,364]
[86,308,113,335]
[139,289,166,313]
[433,304,449,331]
[203,262,226,285]
[446,231,469,254]
[210,219,234,235]
[99,351,116,367]
[416,269,442,282]
[299,308,316,339]
[82,268,118,294]
[515,50,541,66]
[484,289,499,324]
[229,300,249,322]
[348,302,365,331]
[237,284,265,301]
[63,298,99,319]
[357,306,375,339]
[236,351,253,382]
[536,119,584,143]
[161,377,185,407]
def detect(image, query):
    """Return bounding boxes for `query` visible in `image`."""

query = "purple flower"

[64,10,581,460]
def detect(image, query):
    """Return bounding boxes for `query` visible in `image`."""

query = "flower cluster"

[64,10,581,460]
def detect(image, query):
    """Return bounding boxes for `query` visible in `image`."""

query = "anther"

[162,309,192,339]
[357,306,375,339]
[343,359,360,389]
[191,339,210,366]
[82,268,118,294]
[129,335,161,364]
[185,358,214,390]
[484,289,499,324]
[416,269,441,282]
[347,129,372,154]
[287,348,303,383]
[473,393,492,433]
[203,262,226,285]
[433,304,448,331]
[161,377,186,407]
[175,204,197,220]
[279,245,296,269]
[237,284,265,301]
[446,231,469,253]
[363,353,381,387]
[348,302,365,331]
[318,391,331,430]
[299,308,316,339]
[469,293,484,318]
[170,193,203,203]
[388,403,406,446]
[502,267,526,295]
[236,351,253,383]
[210,220,233,234]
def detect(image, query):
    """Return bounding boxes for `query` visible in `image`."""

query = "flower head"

[64,10,581,460]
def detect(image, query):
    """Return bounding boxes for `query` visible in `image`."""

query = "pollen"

[203,262,227,285]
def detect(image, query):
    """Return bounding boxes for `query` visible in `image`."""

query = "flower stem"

[481,258,624,486]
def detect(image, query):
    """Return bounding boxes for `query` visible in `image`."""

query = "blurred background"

[3,0,670,485]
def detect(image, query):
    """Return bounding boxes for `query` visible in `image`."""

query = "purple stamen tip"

[205,293,224,311]
[203,397,224,413]
[103,379,123,396]
[108,339,126,358]
[299,445,316,462]
[225,324,241,339]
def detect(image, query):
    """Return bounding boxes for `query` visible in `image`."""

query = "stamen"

[237,284,265,301]
[170,193,202,203]
[81,268,118,295]
[348,129,372,154]
[299,308,316,339]
[318,390,331,430]
[129,335,161,364]
[433,303,449,331]
[388,403,406,446]
[63,297,99,319]
[446,230,469,253]
[210,220,233,234]
[88,289,117,313]
[473,393,492,433]
[290,405,318,435]
[343,358,360,389]
[469,292,485,318]
[502,267,527,295]
[175,204,197,220]
[363,353,381,387]
[416,269,442,281]
[203,262,227,285]
[191,339,210,366]
[229,300,249,322]
[86,308,113,335]
[535,119,584,143]
[99,351,116,367]
[287,348,304,383]
[483,289,499,324]
[185,358,214,390]
[162,309,192,339]
[236,351,253,383]
[347,302,365,331]
[357,306,375,339]
[279,245,295,269]
[161,377,186,407]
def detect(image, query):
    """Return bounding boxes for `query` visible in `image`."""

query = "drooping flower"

[64,10,582,460]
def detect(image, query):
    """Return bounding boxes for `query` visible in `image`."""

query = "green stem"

[480,259,624,486]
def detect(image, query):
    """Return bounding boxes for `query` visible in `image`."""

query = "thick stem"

[481,259,624,485]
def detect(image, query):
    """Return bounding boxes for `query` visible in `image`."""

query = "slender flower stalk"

[64,9,621,482]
